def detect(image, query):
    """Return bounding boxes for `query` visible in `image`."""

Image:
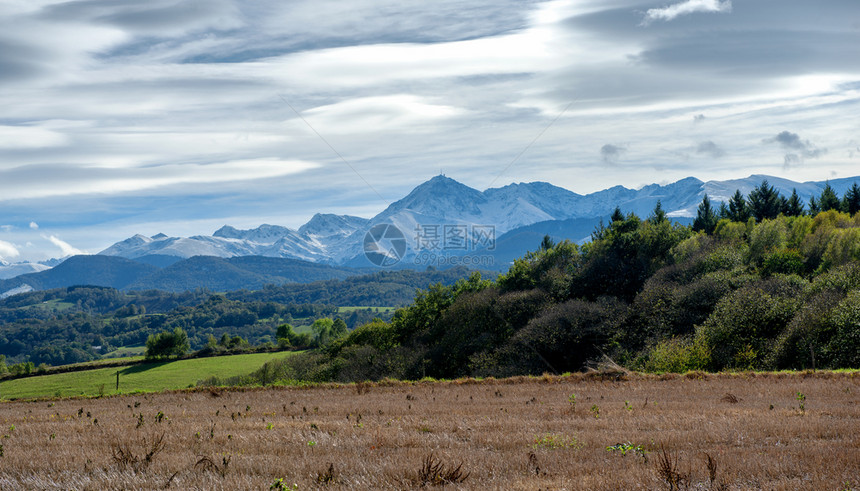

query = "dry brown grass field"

[0,372,857,490]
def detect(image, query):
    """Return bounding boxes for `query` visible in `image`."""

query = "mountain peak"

[419,174,474,192]
[390,175,484,212]
[213,224,293,243]
[298,213,369,237]
[212,225,239,238]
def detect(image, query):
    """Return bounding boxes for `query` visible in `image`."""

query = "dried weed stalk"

[655,445,689,491]
[414,453,470,486]
[195,454,231,477]
[111,432,166,473]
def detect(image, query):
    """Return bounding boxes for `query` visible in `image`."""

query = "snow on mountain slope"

[212,224,294,244]
[483,181,582,223]
[100,215,369,262]
[100,233,258,258]
[0,262,50,280]
[1,284,34,299]
[260,229,330,262]
[299,213,369,239]
[99,234,157,257]
[374,176,580,235]
[384,175,487,219]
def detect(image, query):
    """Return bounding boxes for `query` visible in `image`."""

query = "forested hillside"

[244,181,860,384]
[0,267,475,366]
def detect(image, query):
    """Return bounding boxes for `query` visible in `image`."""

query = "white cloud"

[642,0,732,25]
[273,29,556,89]
[29,221,39,229]
[45,235,85,257]
[0,159,321,200]
[0,239,20,260]
[300,95,465,134]
[0,125,69,149]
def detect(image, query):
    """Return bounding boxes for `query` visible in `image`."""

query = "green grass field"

[19,299,75,312]
[0,351,297,400]
[101,345,146,358]
[337,306,396,314]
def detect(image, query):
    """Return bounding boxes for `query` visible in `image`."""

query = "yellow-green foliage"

[669,233,709,264]
[822,228,860,269]
[713,219,748,242]
[799,210,860,271]
[748,218,788,265]
[643,337,711,373]
[785,215,814,249]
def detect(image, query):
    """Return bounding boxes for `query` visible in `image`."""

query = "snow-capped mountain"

[212,224,294,243]
[0,261,52,280]
[99,214,370,263]
[93,174,860,270]
[99,233,259,259]
[298,214,370,239]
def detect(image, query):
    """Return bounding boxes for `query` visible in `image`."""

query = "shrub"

[698,245,747,275]
[771,289,843,369]
[628,273,731,350]
[695,285,801,370]
[822,228,860,270]
[713,219,749,243]
[808,262,860,296]
[761,249,805,277]
[747,218,788,266]
[822,291,860,367]
[642,337,711,373]
[487,298,627,376]
[334,319,397,354]
[145,327,189,359]
[498,240,580,297]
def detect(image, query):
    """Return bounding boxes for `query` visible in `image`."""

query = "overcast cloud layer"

[1,0,859,261]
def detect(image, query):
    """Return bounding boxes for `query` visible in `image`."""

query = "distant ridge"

[0,255,365,294]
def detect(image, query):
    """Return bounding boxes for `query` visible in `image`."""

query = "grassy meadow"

[0,351,295,400]
[0,372,856,489]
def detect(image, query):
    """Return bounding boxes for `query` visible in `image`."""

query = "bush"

[822,291,860,367]
[498,240,580,298]
[625,273,732,353]
[771,289,843,369]
[822,228,860,270]
[642,337,711,373]
[483,298,627,376]
[695,285,801,370]
[808,262,860,297]
[747,218,788,266]
[145,327,189,359]
[334,319,397,353]
[698,245,747,275]
[761,249,805,277]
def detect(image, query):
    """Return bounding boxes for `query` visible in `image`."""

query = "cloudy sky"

[1,0,859,261]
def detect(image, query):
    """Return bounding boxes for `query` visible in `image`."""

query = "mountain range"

[2,173,858,295]
[97,173,860,264]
